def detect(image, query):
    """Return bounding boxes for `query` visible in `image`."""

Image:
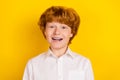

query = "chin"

[51,46,63,49]
[51,45,66,50]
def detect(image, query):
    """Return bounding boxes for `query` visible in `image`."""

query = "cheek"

[63,33,73,39]
[66,31,73,38]
[44,30,52,39]
[44,29,49,36]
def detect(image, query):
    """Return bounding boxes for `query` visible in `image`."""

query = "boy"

[23,6,94,80]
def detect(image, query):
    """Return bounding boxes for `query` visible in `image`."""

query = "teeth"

[52,37,63,41]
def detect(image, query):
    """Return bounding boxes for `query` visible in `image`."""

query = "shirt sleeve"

[85,59,94,80]
[23,60,33,80]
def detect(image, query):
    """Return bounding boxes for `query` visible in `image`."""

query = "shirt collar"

[45,47,76,59]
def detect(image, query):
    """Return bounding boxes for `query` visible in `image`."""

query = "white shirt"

[23,48,94,80]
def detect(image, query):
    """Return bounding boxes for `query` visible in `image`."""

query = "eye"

[49,26,54,28]
[61,26,67,29]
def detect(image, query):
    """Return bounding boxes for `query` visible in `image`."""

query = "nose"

[54,27,60,35]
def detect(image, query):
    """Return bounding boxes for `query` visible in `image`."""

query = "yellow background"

[0,0,120,80]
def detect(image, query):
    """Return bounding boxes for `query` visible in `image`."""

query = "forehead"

[46,21,69,27]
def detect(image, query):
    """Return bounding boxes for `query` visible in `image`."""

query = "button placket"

[57,57,63,80]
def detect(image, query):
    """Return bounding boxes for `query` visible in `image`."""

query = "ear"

[44,31,46,35]
[70,33,73,38]
[43,30,47,38]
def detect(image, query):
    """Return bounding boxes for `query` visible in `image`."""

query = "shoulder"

[72,51,88,60]
[72,51,91,65]
[26,51,47,65]
[71,51,92,70]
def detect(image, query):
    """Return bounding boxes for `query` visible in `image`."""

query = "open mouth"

[52,37,63,41]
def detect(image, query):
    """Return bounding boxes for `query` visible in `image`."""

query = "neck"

[50,46,68,58]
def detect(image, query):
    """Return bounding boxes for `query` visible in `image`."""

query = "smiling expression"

[44,22,73,50]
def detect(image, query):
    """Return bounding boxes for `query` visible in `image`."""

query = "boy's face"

[44,22,73,50]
